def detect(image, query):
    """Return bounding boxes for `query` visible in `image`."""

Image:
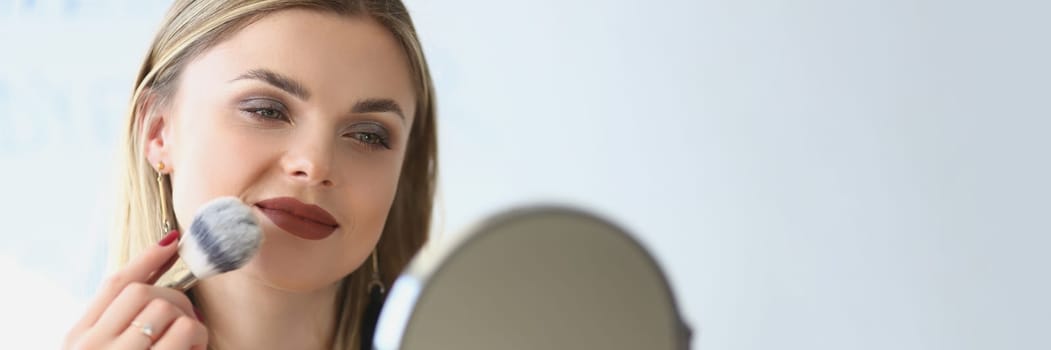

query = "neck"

[192,272,342,350]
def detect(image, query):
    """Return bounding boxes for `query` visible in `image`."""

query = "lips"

[255,197,339,240]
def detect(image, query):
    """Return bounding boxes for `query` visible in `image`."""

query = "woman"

[63,0,437,349]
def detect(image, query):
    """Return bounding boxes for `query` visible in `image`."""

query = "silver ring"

[130,320,155,342]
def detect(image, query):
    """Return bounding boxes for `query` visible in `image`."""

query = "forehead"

[177,8,416,116]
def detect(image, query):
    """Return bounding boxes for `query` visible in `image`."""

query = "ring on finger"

[130,320,156,343]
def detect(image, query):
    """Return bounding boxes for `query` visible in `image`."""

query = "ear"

[141,93,174,173]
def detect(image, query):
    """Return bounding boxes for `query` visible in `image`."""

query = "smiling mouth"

[253,198,339,241]
[257,206,338,240]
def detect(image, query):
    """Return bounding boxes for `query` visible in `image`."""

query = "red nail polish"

[158,230,181,246]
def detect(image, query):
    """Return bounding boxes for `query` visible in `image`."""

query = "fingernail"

[158,230,181,246]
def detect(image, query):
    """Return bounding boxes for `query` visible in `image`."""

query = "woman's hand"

[64,230,209,350]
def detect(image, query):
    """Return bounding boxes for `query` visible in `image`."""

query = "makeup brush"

[162,196,263,291]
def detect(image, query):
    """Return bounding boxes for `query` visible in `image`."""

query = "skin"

[64,9,416,350]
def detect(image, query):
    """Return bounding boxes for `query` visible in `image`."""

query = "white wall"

[2,0,1048,349]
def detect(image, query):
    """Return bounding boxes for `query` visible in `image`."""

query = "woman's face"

[147,9,415,292]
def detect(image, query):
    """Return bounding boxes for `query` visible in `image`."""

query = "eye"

[239,98,290,122]
[344,122,392,151]
[350,132,391,150]
[354,133,382,144]
[252,108,284,120]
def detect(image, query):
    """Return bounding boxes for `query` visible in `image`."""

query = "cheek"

[341,156,402,226]
[333,155,403,260]
[168,114,273,229]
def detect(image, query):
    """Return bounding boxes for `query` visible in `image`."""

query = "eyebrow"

[231,68,311,100]
[353,98,405,121]
[231,68,406,121]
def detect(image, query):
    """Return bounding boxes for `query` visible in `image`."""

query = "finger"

[152,316,208,350]
[110,298,185,349]
[94,282,196,336]
[147,254,180,285]
[71,230,181,333]
[64,328,109,350]
[121,230,183,287]
[111,326,153,350]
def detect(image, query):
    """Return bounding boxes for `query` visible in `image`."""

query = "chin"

[231,257,343,293]
[236,233,349,293]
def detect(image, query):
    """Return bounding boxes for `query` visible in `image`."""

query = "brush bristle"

[179,197,263,279]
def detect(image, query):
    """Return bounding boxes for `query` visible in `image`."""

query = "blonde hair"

[111,1,436,348]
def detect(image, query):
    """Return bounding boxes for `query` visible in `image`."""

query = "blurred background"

[2,0,1049,349]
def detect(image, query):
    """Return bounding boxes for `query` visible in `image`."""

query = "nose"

[281,138,335,188]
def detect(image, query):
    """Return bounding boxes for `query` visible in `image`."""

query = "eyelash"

[244,107,287,122]
[240,105,392,151]
[349,131,391,150]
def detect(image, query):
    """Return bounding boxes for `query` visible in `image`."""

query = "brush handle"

[162,269,199,291]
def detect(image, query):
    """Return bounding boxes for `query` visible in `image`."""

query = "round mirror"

[374,206,692,349]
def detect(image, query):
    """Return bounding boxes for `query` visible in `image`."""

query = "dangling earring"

[368,250,386,295]
[156,162,172,233]
[360,250,386,350]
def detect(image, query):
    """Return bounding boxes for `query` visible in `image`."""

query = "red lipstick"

[255,197,339,240]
